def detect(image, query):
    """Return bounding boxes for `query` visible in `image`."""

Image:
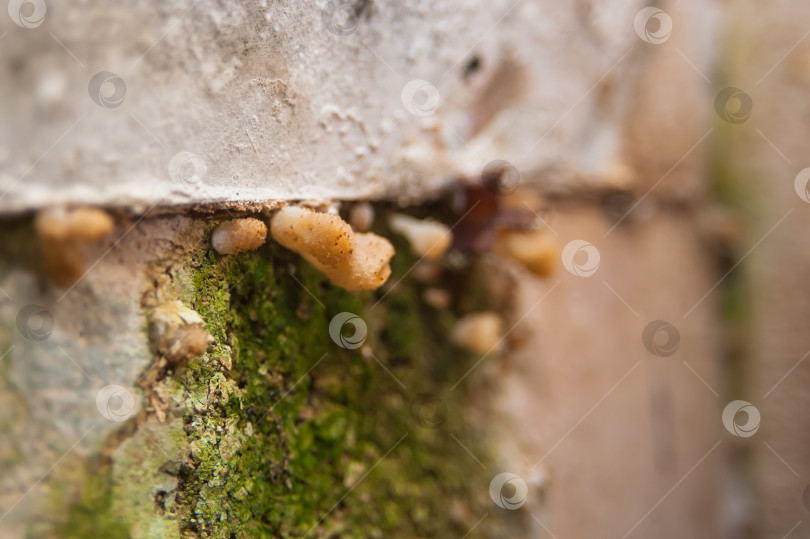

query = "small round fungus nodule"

[423,287,451,309]
[388,213,451,261]
[349,202,375,232]
[35,206,115,286]
[451,311,504,356]
[211,218,267,255]
[495,228,558,278]
[149,301,215,367]
[36,206,114,241]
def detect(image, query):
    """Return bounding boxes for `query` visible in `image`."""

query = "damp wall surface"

[4,1,810,538]
[0,0,714,211]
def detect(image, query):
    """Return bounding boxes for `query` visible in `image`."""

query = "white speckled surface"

[0,0,715,213]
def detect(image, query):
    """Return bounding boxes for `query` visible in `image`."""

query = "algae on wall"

[43,215,523,538]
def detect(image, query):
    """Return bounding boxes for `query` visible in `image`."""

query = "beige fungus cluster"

[270,206,394,291]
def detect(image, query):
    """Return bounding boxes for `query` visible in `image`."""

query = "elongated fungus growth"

[270,206,394,291]
[270,206,354,266]
[495,228,558,277]
[450,311,504,356]
[212,218,267,255]
[35,207,114,286]
[388,213,451,261]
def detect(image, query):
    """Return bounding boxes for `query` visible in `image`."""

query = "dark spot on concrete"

[463,55,482,79]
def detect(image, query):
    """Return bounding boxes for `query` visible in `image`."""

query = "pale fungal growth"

[270,206,394,291]
[412,260,442,282]
[388,213,452,261]
[334,233,395,291]
[35,207,115,286]
[423,287,451,310]
[146,301,215,422]
[211,218,267,255]
[270,206,354,267]
[149,300,214,364]
[450,311,504,356]
[349,202,375,232]
[36,207,114,241]
[495,228,559,278]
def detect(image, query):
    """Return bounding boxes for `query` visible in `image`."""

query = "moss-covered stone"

[59,216,499,538]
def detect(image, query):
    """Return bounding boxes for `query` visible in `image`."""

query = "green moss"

[707,90,759,401]
[54,214,504,538]
[82,217,496,539]
[708,131,748,326]
[171,234,494,537]
[57,465,131,539]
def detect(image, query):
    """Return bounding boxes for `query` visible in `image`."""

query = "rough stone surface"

[0,0,715,213]
[15,0,810,538]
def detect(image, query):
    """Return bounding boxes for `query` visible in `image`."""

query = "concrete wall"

[6,0,806,538]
